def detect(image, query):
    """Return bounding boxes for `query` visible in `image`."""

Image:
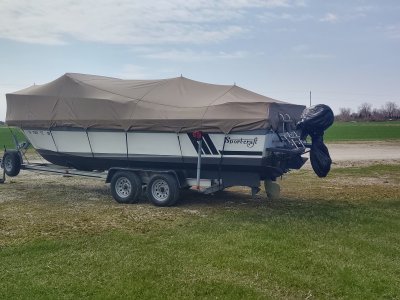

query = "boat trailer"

[1,132,263,206]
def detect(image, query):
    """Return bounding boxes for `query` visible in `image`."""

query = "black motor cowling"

[297,104,334,178]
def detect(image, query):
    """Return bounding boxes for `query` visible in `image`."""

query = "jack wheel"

[2,151,21,177]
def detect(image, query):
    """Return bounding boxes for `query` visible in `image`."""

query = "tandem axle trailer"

[0,151,238,206]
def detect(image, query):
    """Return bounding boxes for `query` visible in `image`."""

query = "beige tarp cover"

[6,73,305,133]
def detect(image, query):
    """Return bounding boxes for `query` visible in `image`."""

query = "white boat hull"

[22,128,306,186]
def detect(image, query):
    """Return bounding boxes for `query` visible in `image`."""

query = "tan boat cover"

[6,73,305,133]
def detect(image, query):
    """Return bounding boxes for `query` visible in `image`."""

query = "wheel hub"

[151,179,170,201]
[115,177,132,198]
[4,157,12,172]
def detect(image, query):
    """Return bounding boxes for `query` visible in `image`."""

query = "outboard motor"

[297,104,334,177]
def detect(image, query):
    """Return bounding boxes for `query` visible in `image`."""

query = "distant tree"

[0,121,4,125]
[382,101,398,119]
[372,108,384,121]
[358,102,372,120]
[396,106,400,119]
[337,107,352,121]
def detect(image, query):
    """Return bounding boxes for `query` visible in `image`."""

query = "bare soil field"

[302,141,400,168]
[328,141,400,161]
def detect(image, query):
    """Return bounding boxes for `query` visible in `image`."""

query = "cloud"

[303,53,334,59]
[384,24,400,39]
[115,64,152,79]
[355,5,376,13]
[274,27,297,33]
[320,13,338,23]
[258,12,311,22]
[0,0,306,46]
[139,49,248,61]
[291,45,334,59]
[113,64,178,79]
[344,5,377,20]
[292,44,309,52]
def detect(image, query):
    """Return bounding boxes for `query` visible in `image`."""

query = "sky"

[0,0,399,120]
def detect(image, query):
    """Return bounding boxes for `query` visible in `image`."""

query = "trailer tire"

[147,174,180,207]
[111,171,141,204]
[2,151,21,177]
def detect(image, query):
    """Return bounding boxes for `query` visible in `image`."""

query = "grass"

[0,126,26,150]
[325,121,400,142]
[1,163,399,299]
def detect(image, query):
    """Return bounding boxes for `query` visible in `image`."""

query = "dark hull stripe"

[220,150,262,156]
[201,139,211,154]
[187,133,204,154]
[203,134,219,155]
[201,137,212,154]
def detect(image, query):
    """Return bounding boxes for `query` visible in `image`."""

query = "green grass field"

[0,126,26,149]
[1,164,399,298]
[325,121,400,142]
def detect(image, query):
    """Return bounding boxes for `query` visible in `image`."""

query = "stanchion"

[0,147,5,184]
[193,131,203,190]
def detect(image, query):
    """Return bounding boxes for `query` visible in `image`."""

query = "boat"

[3,73,333,206]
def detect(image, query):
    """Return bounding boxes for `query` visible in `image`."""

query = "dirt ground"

[328,141,400,161]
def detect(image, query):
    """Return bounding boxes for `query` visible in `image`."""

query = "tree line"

[336,101,400,121]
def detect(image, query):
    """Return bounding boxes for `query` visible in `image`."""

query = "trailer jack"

[251,186,260,197]
[0,160,5,184]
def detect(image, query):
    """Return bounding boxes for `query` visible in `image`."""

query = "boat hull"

[23,128,305,183]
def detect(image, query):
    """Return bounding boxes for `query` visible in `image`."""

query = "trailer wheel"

[111,171,141,204]
[264,180,280,200]
[2,152,21,177]
[147,174,180,207]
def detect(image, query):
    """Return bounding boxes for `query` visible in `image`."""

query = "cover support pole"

[196,139,202,189]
